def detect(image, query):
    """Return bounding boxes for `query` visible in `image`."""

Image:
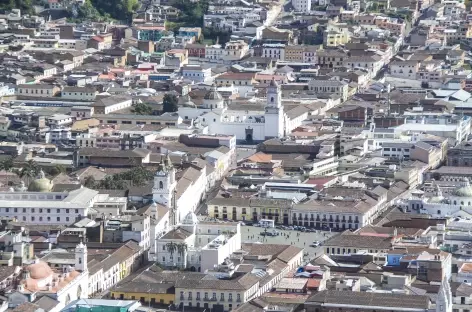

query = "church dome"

[182,212,199,225]
[28,171,53,192]
[204,85,223,101]
[26,261,54,279]
[453,186,472,197]
[429,196,444,203]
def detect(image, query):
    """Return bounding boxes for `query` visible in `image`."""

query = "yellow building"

[207,197,293,224]
[111,283,175,305]
[323,30,350,47]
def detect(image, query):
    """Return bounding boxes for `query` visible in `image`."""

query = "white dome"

[182,212,199,225]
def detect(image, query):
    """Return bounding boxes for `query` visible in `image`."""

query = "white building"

[15,243,89,311]
[191,80,305,142]
[152,155,206,227]
[222,40,249,61]
[393,113,471,143]
[292,0,312,12]
[205,44,223,61]
[182,65,212,83]
[262,43,285,60]
[47,114,73,128]
[407,178,472,218]
[0,173,128,225]
[62,87,98,101]
[155,213,241,272]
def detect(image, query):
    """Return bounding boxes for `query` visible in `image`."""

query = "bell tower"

[152,154,176,207]
[264,78,284,139]
[75,241,87,272]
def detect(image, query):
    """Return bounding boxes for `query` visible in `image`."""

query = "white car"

[310,241,321,247]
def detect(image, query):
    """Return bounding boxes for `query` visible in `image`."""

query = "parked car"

[310,241,321,247]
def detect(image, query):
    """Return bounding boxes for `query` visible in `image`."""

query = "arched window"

[159,181,163,189]
[454,201,457,205]
[271,97,274,103]
[437,210,441,215]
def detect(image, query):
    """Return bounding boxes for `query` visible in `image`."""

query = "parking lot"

[241,224,337,262]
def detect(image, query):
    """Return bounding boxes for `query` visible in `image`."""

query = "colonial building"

[155,213,241,271]
[191,80,306,142]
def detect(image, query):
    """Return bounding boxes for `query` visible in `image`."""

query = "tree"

[0,157,14,172]
[84,176,96,188]
[76,0,102,20]
[166,242,178,256]
[20,160,40,185]
[162,94,178,113]
[176,243,188,256]
[89,0,138,21]
[0,0,34,15]
[132,102,153,115]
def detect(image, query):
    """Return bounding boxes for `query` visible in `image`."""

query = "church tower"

[152,154,176,207]
[264,78,284,139]
[75,241,87,272]
[436,279,452,312]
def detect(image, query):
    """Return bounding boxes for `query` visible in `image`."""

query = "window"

[220,293,224,301]
[57,217,60,221]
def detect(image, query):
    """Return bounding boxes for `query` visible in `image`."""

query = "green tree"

[0,157,14,172]
[176,243,187,257]
[0,157,15,186]
[0,0,34,15]
[166,242,178,256]
[20,160,40,185]
[89,0,138,21]
[132,102,153,115]
[84,175,96,188]
[162,94,178,113]
[76,0,102,20]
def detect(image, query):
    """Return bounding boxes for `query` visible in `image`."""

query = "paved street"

[241,225,337,262]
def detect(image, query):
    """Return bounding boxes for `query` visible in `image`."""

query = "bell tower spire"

[152,153,176,207]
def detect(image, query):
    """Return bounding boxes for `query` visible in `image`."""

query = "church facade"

[178,80,306,142]
[152,155,206,226]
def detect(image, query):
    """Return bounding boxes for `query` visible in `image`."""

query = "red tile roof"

[307,279,321,288]
[91,36,104,42]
